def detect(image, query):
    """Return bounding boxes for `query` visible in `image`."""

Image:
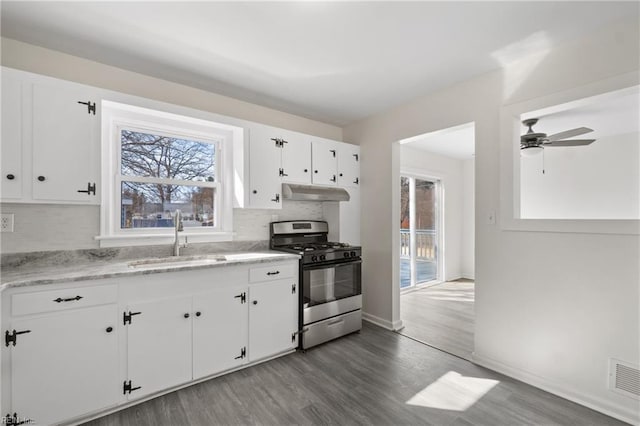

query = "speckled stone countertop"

[0,243,299,291]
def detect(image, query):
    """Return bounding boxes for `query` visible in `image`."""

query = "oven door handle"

[304,259,362,270]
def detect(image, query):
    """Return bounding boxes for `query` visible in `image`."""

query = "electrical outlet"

[1,213,14,232]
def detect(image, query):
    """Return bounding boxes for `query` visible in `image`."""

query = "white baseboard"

[472,353,639,425]
[362,311,404,331]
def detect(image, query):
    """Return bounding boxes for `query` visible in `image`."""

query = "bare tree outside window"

[119,130,217,229]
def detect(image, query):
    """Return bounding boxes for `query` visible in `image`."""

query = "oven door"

[303,258,361,307]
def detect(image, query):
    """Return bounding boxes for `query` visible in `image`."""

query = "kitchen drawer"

[12,284,118,316]
[302,310,361,349]
[249,262,296,283]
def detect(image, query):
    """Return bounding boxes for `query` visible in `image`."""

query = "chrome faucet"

[173,209,185,256]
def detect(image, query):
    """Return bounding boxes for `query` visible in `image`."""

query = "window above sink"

[98,100,242,247]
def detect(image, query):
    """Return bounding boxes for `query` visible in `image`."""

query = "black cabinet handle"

[37,176,46,182]
[330,175,336,182]
[6,174,15,180]
[339,173,343,177]
[267,271,280,276]
[252,190,257,194]
[304,169,308,173]
[354,177,359,185]
[53,295,83,303]
[253,300,258,305]
[271,194,280,203]
[314,170,318,174]
[195,311,201,317]
[184,313,190,319]
[330,149,336,157]
[106,327,113,333]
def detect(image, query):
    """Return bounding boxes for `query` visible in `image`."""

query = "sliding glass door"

[400,175,439,289]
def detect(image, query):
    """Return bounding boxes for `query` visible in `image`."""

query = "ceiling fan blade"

[545,139,596,147]
[546,127,593,142]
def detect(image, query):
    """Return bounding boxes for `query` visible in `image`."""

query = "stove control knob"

[350,251,357,258]
[320,255,326,261]
[311,255,318,262]
[344,252,350,258]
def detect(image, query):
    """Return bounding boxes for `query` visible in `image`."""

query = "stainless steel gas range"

[270,220,362,349]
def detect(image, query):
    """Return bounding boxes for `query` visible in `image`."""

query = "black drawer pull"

[253,300,258,305]
[37,176,46,182]
[184,313,190,319]
[6,174,15,180]
[195,311,201,317]
[266,271,280,276]
[106,327,113,333]
[53,295,83,303]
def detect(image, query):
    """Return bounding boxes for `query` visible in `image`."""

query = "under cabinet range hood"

[282,184,350,202]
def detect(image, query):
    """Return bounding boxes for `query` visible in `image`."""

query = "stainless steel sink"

[128,255,227,269]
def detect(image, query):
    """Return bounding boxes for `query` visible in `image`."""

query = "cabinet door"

[281,131,312,184]
[193,287,248,379]
[126,296,192,399]
[248,126,282,208]
[1,72,23,200]
[249,280,297,361]
[31,83,100,203]
[337,143,360,188]
[10,305,119,425]
[311,138,338,186]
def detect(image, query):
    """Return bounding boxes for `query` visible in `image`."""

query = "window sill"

[95,232,234,248]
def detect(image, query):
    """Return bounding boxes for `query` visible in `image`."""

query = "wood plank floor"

[400,280,475,360]
[83,322,625,426]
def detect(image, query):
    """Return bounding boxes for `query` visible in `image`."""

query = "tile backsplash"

[0,201,323,254]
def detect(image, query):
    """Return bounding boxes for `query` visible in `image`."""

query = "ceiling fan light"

[521,146,543,156]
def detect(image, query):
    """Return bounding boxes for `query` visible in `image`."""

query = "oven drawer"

[12,284,118,316]
[249,263,296,283]
[302,310,361,349]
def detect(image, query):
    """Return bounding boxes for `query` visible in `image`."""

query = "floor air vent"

[609,358,640,399]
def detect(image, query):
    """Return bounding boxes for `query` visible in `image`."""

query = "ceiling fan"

[520,118,596,156]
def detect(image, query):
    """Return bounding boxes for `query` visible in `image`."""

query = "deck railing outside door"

[400,229,436,260]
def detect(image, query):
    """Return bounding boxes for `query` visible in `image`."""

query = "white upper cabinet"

[248,125,283,209]
[1,71,23,199]
[337,143,360,188]
[0,67,102,204]
[280,130,312,185]
[32,82,100,203]
[311,138,339,186]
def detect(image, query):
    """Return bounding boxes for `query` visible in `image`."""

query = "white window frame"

[98,100,235,247]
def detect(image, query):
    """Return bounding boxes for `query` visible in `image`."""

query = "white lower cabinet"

[9,305,119,425]
[193,286,248,379]
[249,280,298,361]
[125,296,193,399]
[2,260,298,425]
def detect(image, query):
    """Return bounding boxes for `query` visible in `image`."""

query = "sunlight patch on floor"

[406,371,499,411]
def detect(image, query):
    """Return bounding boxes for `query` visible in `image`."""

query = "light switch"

[487,211,496,225]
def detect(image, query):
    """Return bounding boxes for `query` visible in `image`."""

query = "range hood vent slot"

[282,184,350,202]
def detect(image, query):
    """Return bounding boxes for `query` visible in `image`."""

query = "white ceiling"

[400,122,475,160]
[1,2,636,126]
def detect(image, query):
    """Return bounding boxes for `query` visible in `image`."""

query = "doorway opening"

[400,175,441,289]
[396,122,475,361]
